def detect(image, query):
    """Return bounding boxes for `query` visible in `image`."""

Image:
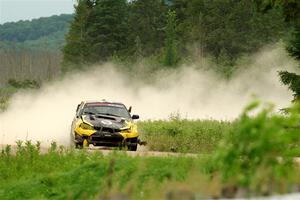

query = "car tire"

[128,138,138,151]
[75,143,83,149]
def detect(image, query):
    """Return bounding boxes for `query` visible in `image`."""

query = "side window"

[76,104,80,112]
[76,103,84,117]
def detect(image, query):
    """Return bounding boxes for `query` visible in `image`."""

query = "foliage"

[133,36,143,62]
[0,142,196,200]
[163,10,178,66]
[62,0,92,71]
[279,71,300,99]
[180,0,286,66]
[1,102,300,198]
[0,14,72,51]
[63,0,129,69]
[0,86,18,112]
[254,0,300,100]
[0,14,72,42]
[139,117,233,153]
[280,26,300,99]
[87,0,129,63]
[280,25,300,100]
[286,25,300,61]
[62,0,287,72]
[7,79,40,89]
[210,102,300,194]
[254,0,300,23]
[0,97,9,112]
[127,0,167,57]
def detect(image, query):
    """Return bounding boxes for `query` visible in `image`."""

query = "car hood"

[81,114,130,130]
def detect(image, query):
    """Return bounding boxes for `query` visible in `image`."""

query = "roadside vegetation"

[0,1,298,96]
[139,117,233,153]
[1,102,300,199]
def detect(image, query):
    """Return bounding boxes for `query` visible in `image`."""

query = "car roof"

[82,100,125,106]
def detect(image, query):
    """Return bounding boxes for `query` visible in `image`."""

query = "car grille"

[90,132,123,143]
[94,126,120,133]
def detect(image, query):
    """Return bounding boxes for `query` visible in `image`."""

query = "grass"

[0,142,202,200]
[139,117,233,153]
[1,102,300,199]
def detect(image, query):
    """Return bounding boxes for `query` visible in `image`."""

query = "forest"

[62,0,289,71]
[0,14,72,47]
[0,1,299,87]
[0,0,299,108]
[0,14,72,88]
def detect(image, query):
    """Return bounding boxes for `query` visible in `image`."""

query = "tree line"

[0,14,72,86]
[254,0,300,101]
[62,0,288,72]
[0,14,72,43]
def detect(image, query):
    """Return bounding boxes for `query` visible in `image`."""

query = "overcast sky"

[0,0,75,24]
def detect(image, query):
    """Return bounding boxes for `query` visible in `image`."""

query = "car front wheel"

[127,137,138,151]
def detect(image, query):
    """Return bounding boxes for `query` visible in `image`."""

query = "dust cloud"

[0,45,298,145]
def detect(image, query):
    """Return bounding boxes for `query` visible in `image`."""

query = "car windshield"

[82,104,130,119]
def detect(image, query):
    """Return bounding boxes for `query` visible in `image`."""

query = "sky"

[0,0,75,24]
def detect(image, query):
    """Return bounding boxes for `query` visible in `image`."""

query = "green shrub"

[7,79,40,89]
[0,97,8,112]
[210,101,300,195]
[0,142,197,200]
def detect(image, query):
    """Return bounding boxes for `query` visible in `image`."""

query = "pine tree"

[279,25,300,101]
[134,36,143,62]
[62,0,92,71]
[163,10,178,67]
[87,0,128,63]
[255,0,300,101]
[128,0,167,56]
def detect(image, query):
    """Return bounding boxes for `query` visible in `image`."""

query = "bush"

[7,79,40,89]
[210,101,300,195]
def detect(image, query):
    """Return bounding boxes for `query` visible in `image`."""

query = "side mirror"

[128,106,132,113]
[132,114,139,120]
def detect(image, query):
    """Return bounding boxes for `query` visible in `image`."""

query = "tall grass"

[1,102,300,199]
[139,116,233,153]
[0,142,198,200]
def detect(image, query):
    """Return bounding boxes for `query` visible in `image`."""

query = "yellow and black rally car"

[71,100,140,151]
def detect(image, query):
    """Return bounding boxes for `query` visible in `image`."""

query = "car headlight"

[80,123,94,130]
[121,127,131,133]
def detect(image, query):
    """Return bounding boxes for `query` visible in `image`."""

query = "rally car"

[70,100,141,151]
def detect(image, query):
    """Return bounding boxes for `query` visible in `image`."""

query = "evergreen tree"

[279,26,300,100]
[62,0,92,71]
[255,0,300,100]
[163,10,178,66]
[128,0,167,56]
[183,0,285,67]
[87,0,129,63]
[134,36,143,62]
